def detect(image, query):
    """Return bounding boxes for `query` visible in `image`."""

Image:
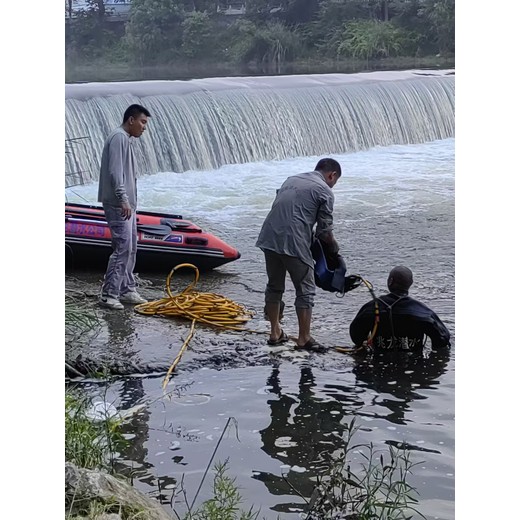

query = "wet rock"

[65,462,173,520]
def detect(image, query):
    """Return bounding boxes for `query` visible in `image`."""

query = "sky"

[3,2,518,518]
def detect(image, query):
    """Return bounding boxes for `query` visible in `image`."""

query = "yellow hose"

[134,263,256,388]
[334,275,377,355]
[135,263,254,329]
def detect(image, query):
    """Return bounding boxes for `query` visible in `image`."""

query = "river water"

[65,137,454,519]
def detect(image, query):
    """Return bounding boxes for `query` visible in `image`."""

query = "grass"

[185,460,261,520]
[301,420,425,520]
[65,389,128,472]
[65,291,100,347]
[66,498,148,520]
[65,388,140,519]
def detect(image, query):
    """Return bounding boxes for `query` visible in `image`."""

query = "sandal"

[296,338,327,353]
[267,330,289,346]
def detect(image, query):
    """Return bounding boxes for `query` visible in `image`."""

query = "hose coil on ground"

[134,263,255,388]
[134,263,254,330]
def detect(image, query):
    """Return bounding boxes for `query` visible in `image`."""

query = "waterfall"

[65,70,454,186]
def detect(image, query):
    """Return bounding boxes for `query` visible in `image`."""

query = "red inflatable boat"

[65,203,241,271]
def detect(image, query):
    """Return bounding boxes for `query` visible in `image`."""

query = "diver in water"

[349,266,451,353]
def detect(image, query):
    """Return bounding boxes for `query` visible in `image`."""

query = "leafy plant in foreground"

[185,459,260,520]
[65,291,100,345]
[66,497,147,520]
[65,389,128,472]
[301,419,425,520]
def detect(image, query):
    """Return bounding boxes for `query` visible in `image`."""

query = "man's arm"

[349,302,376,346]
[315,192,339,253]
[108,133,132,219]
[425,311,451,350]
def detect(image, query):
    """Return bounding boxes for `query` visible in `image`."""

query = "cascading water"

[65,69,454,186]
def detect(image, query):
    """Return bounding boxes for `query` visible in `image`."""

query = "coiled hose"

[134,263,256,388]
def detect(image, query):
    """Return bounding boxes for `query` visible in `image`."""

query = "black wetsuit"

[349,292,451,352]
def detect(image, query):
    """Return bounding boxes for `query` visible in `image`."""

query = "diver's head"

[387,266,413,295]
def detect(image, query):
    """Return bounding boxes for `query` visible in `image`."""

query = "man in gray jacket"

[97,104,151,310]
[256,158,342,351]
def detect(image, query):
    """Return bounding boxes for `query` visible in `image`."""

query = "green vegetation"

[186,460,262,520]
[65,389,128,471]
[66,498,148,520]
[301,420,424,519]
[65,291,100,346]
[65,0,455,82]
[337,19,419,61]
[65,290,102,377]
[65,396,423,519]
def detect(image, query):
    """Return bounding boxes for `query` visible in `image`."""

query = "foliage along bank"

[65,0,455,81]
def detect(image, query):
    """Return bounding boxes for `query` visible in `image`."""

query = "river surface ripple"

[66,138,455,520]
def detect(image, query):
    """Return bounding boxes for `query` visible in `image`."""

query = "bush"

[337,20,419,61]
[65,292,100,347]
[65,390,127,472]
[186,460,261,520]
[301,420,424,519]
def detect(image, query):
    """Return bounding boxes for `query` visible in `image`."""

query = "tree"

[125,0,185,64]
[65,0,115,59]
[418,0,455,55]
[337,19,418,60]
[181,11,217,59]
[307,0,368,57]
[226,19,303,73]
[283,0,320,26]
[245,0,273,23]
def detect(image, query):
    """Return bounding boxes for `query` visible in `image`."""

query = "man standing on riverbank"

[256,158,342,351]
[97,104,151,310]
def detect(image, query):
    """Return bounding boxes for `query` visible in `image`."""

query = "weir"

[65,70,454,186]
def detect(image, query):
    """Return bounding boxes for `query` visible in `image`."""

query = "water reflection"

[254,351,451,514]
[104,310,138,349]
[116,377,178,504]
[115,378,152,476]
[352,350,450,427]
[97,310,143,370]
[254,365,349,514]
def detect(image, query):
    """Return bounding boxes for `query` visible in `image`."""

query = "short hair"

[387,266,413,292]
[315,158,342,178]
[123,104,151,123]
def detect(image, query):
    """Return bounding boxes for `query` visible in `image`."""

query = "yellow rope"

[334,275,377,355]
[161,319,196,390]
[135,263,254,329]
[134,263,256,388]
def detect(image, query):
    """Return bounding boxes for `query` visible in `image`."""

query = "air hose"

[334,275,379,355]
[134,263,257,388]
[135,263,254,329]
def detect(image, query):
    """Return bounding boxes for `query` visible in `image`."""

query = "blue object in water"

[311,238,362,294]
[311,239,347,293]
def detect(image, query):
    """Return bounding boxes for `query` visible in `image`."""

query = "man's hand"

[344,275,363,293]
[317,231,339,254]
[121,202,132,220]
